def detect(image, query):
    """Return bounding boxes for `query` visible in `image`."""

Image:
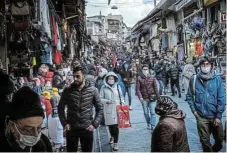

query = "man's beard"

[74,80,84,86]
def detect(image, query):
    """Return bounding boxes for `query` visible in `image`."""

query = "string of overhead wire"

[86,0,154,8]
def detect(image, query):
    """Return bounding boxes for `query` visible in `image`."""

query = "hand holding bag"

[11,1,30,16]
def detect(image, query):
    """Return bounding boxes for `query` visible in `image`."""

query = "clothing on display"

[152,39,160,52]
[161,33,169,51]
[177,44,184,61]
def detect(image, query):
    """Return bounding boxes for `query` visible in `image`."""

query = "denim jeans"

[158,80,164,95]
[142,100,157,128]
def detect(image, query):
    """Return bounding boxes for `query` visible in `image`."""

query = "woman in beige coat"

[100,72,124,151]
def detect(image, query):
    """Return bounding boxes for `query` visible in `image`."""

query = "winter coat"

[167,64,181,80]
[119,68,133,87]
[100,72,124,125]
[136,74,160,100]
[182,63,196,79]
[95,76,105,91]
[154,64,165,81]
[151,109,190,152]
[116,74,126,97]
[186,72,226,120]
[58,81,103,129]
[0,132,53,152]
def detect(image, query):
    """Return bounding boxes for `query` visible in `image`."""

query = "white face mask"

[142,70,149,76]
[13,123,41,147]
[108,79,115,85]
[201,66,211,74]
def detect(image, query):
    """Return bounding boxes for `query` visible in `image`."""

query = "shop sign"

[220,12,227,24]
[175,0,192,11]
[203,0,218,6]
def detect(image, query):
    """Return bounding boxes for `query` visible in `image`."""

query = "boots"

[113,143,119,151]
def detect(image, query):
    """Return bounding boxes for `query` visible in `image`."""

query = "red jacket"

[136,75,160,100]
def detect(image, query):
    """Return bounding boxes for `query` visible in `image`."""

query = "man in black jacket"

[167,61,182,98]
[58,65,103,152]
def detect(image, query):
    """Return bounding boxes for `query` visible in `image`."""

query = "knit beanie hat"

[42,91,51,100]
[9,86,44,120]
[155,96,178,116]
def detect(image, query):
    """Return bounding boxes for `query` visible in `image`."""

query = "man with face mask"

[136,64,160,131]
[1,87,53,152]
[186,56,226,152]
[58,65,103,152]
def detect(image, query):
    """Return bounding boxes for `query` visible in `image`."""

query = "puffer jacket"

[154,64,165,81]
[136,74,159,100]
[167,64,181,80]
[151,109,190,152]
[58,81,103,129]
[100,72,124,125]
[186,72,226,120]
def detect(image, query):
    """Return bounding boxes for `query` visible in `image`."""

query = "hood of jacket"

[163,108,186,120]
[103,72,119,88]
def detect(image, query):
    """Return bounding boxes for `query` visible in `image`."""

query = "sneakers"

[129,106,133,110]
[113,143,118,151]
[109,137,114,144]
[147,125,151,130]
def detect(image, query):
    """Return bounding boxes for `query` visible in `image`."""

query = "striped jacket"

[58,81,103,129]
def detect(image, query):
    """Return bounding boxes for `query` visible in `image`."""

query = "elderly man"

[0,87,53,152]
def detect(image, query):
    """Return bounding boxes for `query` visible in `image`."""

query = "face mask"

[142,70,149,76]
[201,66,211,74]
[13,123,41,147]
[108,79,115,85]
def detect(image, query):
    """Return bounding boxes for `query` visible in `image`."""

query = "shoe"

[109,137,114,144]
[179,94,182,98]
[129,106,133,110]
[147,125,151,130]
[171,94,175,96]
[113,143,119,151]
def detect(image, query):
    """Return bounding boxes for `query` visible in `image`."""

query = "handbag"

[116,85,131,128]
[14,21,30,31]
[11,1,30,16]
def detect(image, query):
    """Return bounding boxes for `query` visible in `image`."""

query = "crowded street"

[0,0,226,152]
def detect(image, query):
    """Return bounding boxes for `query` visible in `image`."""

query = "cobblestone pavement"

[115,84,226,152]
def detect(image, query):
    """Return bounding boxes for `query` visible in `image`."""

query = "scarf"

[197,71,215,81]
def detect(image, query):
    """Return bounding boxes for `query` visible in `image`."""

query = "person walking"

[167,61,182,98]
[1,87,53,152]
[58,65,103,152]
[151,96,190,152]
[136,64,160,131]
[182,58,196,100]
[186,56,226,152]
[120,61,133,110]
[154,60,166,95]
[100,72,124,151]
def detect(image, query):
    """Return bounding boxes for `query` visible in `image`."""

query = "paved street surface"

[114,84,227,152]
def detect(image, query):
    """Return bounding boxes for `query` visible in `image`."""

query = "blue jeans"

[142,100,157,128]
[158,80,164,95]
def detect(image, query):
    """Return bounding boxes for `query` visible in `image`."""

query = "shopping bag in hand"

[116,105,131,128]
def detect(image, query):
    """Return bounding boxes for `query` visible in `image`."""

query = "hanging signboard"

[220,12,227,24]
[203,0,218,6]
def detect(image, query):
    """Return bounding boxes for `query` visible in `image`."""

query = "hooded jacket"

[100,72,124,125]
[58,81,103,129]
[186,71,226,120]
[151,109,190,152]
[136,73,159,100]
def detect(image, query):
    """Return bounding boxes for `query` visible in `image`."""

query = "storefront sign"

[203,0,218,6]
[220,12,227,23]
[175,0,192,11]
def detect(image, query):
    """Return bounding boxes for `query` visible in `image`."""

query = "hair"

[142,64,149,69]
[199,56,213,66]
[73,65,84,74]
